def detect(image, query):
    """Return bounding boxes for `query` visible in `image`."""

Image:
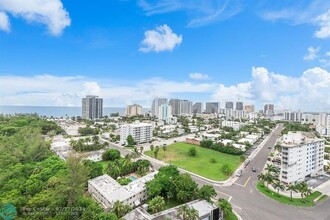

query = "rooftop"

[281,131,323,147]
[89,172,157,204]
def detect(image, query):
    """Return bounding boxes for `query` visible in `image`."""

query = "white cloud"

[138,0,241,27]
[0,11,10,32]
[212,67,330,111]
[139,24,182,53]
[189,72,211,80]
[314,9,330,39]
[303,46,320,61]
[0,74,215,107]
[0,0,71,36]
[326,51,330,57]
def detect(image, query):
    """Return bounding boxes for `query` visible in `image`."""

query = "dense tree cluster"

[69,136,107,152]
[106,158,151,179]
[146,165,216,203]
[0,115,121,219]
[200,140,244,155]
[281,122,312,135]
[78,127,100,136]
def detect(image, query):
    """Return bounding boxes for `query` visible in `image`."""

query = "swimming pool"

[128,175,138,181]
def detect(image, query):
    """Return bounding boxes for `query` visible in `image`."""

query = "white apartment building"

[280,132,324,184]
[120,122,153,144]
[88,172,157,211]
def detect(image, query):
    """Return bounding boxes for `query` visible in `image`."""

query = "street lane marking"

[243,176,251,187]
[234,176,251,188]
[216,190,233,202]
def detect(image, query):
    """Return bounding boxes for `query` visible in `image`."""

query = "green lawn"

[226,212,238,220]
[316,194,328,203]
[257,182,322,207]
[145,142,242,181]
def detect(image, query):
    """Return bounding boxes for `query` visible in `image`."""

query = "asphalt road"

[101,127,330,220]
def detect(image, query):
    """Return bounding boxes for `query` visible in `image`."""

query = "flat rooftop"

[281,131,323,147]
[89,172,157,203]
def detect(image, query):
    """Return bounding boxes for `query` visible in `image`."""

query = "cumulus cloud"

[189,72,211,80]
[314,9,330,39]
[0,74,215,107]
[139,24,182,52]
[303,46,320,61]
[0,11,9,32]
[0,0,71,36]
[212,67,330,111]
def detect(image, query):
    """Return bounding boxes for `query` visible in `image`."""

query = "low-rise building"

[280,132,325,184]
[123,199,221,220]
[88,172,157,211]
[120,122,153,144]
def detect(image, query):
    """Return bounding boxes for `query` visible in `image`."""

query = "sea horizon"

[0,105,150,118]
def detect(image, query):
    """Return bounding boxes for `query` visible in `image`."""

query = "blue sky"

[0,0,330,111]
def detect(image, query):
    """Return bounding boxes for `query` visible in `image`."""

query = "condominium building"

[88,172,157,211]
[284,111,302,122]
[236,102,244,111]
[151,98,168,117]
[205,102,219,114]
[280,132,324,184]
[120,122,153,144]
[244,104,255,113]
[169,99,181,115]
[264,104,274,115]
[82,95,103,119]
[225,101,234,109]
[169,99,192,115]
[180,100,193,115]
[193,102,202,114]
[301,112,319,125]
[126,104,142,116]
[158,104,172,121]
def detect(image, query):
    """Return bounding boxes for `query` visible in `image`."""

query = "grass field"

[144,142,242,181]
[257,182,322,207]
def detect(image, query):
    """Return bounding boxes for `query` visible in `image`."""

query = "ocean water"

[0,106,150,118]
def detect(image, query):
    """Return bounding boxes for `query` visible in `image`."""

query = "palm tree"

[258,173,266,186]
[296,182,312,201]
[140,146,144,154]
[92,135,100,144]
[265,164,279,175]
[218,198,232,219]
[112,201,126,217]
[187,207,199,220]
[162,145,167,157]
[150,145,154,152]
[286,184,298,200]
[85,136,91,143]
[148,196,165,213]
[264,172,274,189]
[177,205,189,220]
[272,181,285,195]
[69,139,77,147]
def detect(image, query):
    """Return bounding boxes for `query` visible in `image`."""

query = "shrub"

[210,158,217,163]
[188,147,197,156]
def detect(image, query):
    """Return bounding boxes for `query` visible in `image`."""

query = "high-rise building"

[158,104,172,121]
[264,104,274,115]
[244,105,255,113]
[169,99,181,115]
[180,100,192,115]
[193,102,202,114]
[284,111,302,122]
[169,99,192,115]
[82,95,103,119]
[280,132,324,184]
[126,104,142,116]
[225,102,234,109]
[151,98,168,117]
[236,102,244,110]
[205,102,219,114]
[120,122,153,144]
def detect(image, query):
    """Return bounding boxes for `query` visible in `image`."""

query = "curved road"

[101,126,330,220]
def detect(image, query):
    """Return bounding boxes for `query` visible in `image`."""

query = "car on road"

[252,167,257,172]
[268,146,272,149]
[236,170,243,177]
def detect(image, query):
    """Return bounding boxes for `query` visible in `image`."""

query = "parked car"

[252,167,257,172]
[236,170,243,177]
[268,146,272,149]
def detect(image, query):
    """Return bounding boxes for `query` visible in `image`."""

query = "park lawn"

[145,142,242,181]
[226,212,238,220]
[257,182,322,207]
